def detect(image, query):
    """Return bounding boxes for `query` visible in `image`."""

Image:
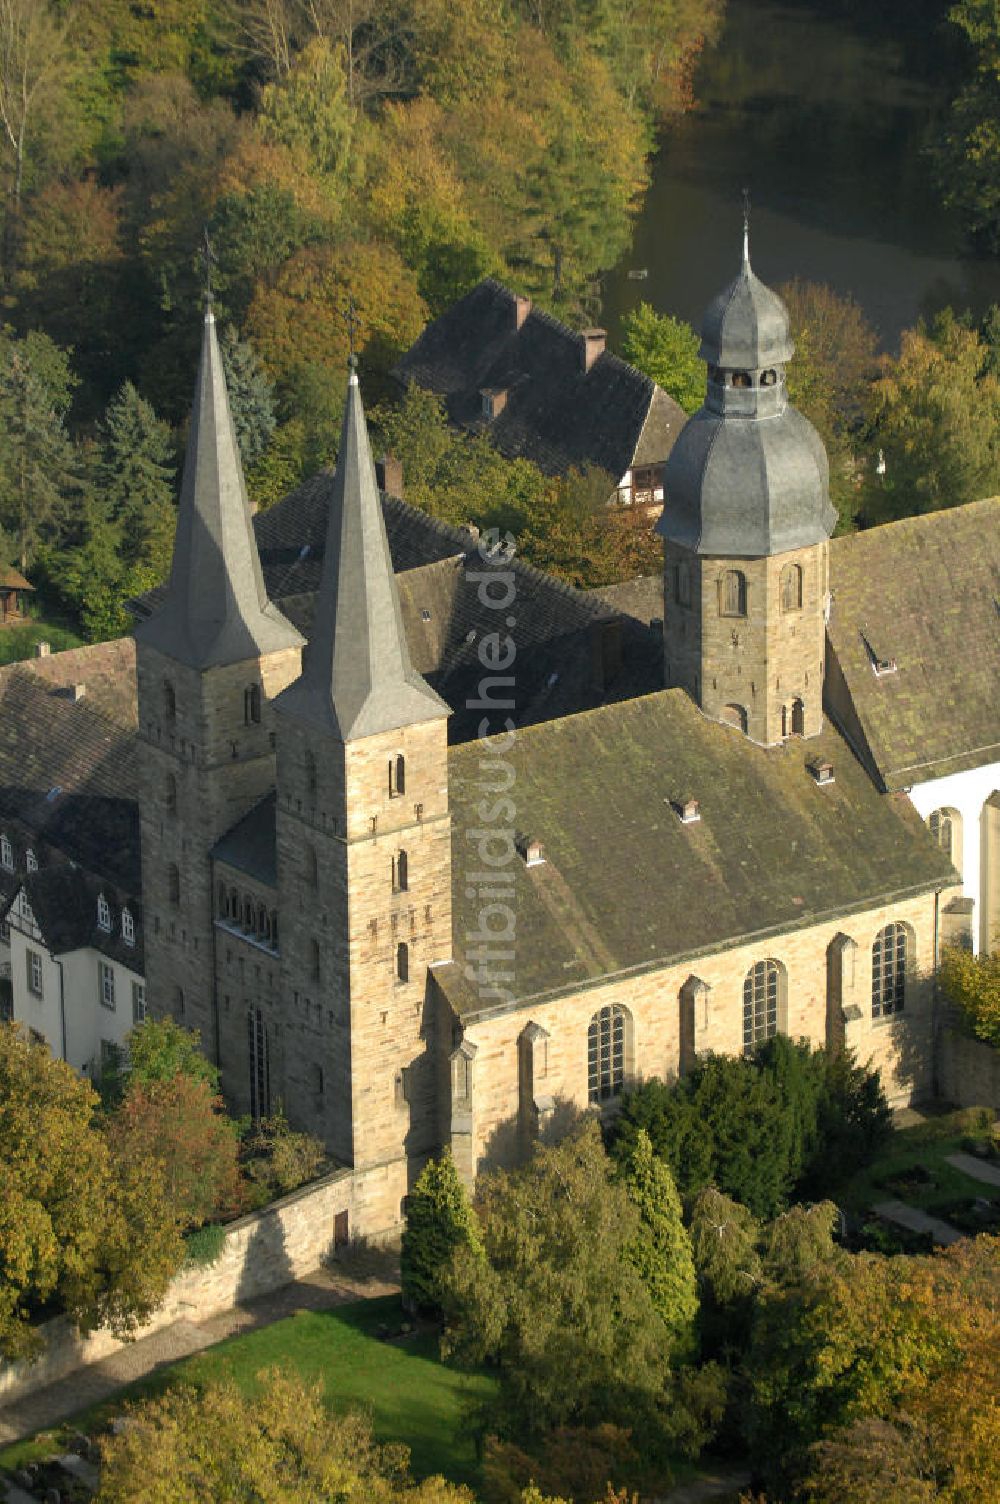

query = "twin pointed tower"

[657,232,836,744]
[136,309,451,1200]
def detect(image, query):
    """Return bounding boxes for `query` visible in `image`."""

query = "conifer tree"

[0,346,79,569]
[100,381,176,573]
[220,326,276,473]
[401,1148,482,1313]
[619,1127,698,1358]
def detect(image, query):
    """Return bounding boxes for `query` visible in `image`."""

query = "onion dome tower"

[656,230,836,745]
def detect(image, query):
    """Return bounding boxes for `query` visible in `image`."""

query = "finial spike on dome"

[742,187,751,271]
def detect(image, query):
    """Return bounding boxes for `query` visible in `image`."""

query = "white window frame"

[97,893,112,932]
[122,907,135,946]
[27,948,43,997]
[99,959,116,1010]
[132,979,146,1023]
[25,848,37,873]
[0,834,13,871]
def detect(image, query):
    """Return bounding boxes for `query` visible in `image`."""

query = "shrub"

[401,1149,482,1314]
[240,1109,327,1202]
[184,1222,228,1268]
[940,946,1000,1047]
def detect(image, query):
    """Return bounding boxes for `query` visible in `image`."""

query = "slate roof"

[212,792,278,887]
[392,279,686,481]
[587,575,664,625]
[699,235,795,370]
[826,498,1000,790]
[444,689,957,1018]
[134,304,303,670]
[276,370,449,739]
[0,637,138,729]
[1,866,144,969]
[0,670,140,892]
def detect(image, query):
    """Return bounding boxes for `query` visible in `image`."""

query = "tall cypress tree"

[401,1149,482,1314]
[619,1128,698,1359]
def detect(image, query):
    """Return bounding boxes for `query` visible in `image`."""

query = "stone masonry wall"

[459,886,953,1175]
[0,1161,396,1409]
[664,541,828,746]
[937,1023,1000,1109]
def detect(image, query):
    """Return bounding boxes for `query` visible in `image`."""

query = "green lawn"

[836,1106,1000,1219]
[0,618,83,665]
[0,1297,495,1485]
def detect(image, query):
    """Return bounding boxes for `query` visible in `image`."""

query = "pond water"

[601,0,1000,350]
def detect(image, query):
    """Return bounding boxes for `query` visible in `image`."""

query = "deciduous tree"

[619,302,703,413]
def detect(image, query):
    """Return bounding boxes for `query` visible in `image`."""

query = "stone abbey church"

[2,245,997,1238]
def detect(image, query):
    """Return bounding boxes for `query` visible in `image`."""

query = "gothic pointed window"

[588,1004,628,1103]
[780,562,803,612]
[720,570,747,617]
[872,923,907,1019]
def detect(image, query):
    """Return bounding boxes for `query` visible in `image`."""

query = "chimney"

[581,328,607,373]
[70,683,86,702]
[516,833,545,867]
[480,387,508,420]
[35,640,50,658]
[375,455,403,498]
[807,758,835,786]
[514,294,532,330]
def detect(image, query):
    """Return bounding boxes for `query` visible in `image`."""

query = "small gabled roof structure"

[275,365,449,741]
[392,278,686,482]
[135,302,303,671]
[0,565,33,592]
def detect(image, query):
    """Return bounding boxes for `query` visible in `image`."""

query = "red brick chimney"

[514,294,532,330]
[581,328,607,372]
[375,455,403,498]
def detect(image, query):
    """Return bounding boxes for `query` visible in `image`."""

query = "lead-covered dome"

[698,241,795,369]
[658,239,836,557]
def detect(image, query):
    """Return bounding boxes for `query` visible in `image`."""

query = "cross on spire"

[200,226,217,304]
[742,187,751,268]
[342,295,363,368]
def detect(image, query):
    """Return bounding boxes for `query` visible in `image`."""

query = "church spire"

[135,300,302,669]
[276,361,448,740]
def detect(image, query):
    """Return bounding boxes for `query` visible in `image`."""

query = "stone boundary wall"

[937,1023,1000,1111]
[0,1159,400,1408]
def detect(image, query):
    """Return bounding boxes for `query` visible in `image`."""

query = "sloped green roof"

[827,498,1000,791]
[446,689,956,1018]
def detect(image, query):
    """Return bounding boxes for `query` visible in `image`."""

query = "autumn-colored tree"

[96,1368,476,1504]
[939,943,1000,1045]
[121,1015,220,1091]
[109,1071,242,1229]
[0,1022,182,1359]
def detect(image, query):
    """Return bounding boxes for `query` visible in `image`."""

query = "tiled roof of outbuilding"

[392,279,686,480]
[445,689,956,1017]
[826,498,1000,790]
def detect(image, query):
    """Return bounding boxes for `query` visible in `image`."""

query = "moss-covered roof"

[827,498,1000,790]
[446,690,956,1019]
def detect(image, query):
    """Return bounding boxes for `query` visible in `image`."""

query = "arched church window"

[393,850,409,893]
[720,570,746,617]
[928,808,962,868]
[743,959,783,1052]
[731,371,752,388]
[791,698,805,736]
[396,941,409,983]
[244,684,261,725]
[872,923,907,1019]
[588,1004,628,1103]
[389,754,406,798]
[164,681,176,722]
[168,865,180,906]
[780,562,803,612]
